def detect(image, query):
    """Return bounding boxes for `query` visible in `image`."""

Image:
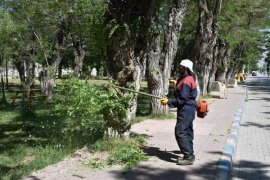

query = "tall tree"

[217,0,269,82]
[0,11,19,90]
[146,0,191,114]
[3,0,106,98]
[188,0,222,95]
[106,0,157,131]
[67,0,106,77]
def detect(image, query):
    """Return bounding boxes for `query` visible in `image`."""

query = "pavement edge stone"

[215,95,245,180]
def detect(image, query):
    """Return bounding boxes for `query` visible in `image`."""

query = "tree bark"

[24,60,36,101]
[58,64,62,78]
[15,60,25,86]
[146,0,190,114]
[146,34,165,114]
[73,37,86,77]
[189,0,222,95]
[42,16,69,99]
[215,40,230,84]
[1,74,7,104]
[106,0,156,132]
[5,61,8,90]
[208,38,229,90]
[207,39,219,92]
[226,41,245,83]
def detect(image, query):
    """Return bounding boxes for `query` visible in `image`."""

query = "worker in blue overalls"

[161,59,198,165]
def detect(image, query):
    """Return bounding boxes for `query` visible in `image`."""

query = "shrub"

[108,143,148,169]
[90,136,148,169]
[55,78,129,144]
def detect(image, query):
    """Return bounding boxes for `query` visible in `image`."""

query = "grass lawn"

[0,78,175,179]
[0,102,75,180]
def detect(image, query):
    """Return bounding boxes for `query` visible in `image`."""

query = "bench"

[210,81,227,99]
[28,95,48,100]
[9,89,47,104]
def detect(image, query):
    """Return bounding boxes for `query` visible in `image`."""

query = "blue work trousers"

[175,105,196,157]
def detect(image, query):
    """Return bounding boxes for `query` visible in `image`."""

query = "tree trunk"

[226,42,245,83]
[146,0,190,114]
[15,60,25,86]
[42,16,68,99]
[73,37,86,77]
[58,64,62,78]
[40,70,46,94]
[24,60,36,101]
[146,35,167,114]
[5,61,8,90]
[106,0,156,133]
[215,41,231,84]
[189,0,222,95]
[207,40,219,92]
[1,74,7,104]
[44,57,62,100]
[208,38,229,91]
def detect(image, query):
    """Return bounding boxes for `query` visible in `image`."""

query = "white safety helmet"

[180,59,194,73]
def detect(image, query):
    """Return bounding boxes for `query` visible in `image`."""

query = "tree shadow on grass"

[0,102,74,179]
[0,164,13,177]
[0,104,67,162]
[0,163,43,180]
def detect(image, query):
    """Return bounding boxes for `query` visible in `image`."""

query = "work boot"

[176,155,195,165]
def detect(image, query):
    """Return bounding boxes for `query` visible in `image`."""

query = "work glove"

[161,98,168,105]
[169,79,177,86]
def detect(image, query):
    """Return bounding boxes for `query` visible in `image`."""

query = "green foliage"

[85,158,106,169]
[108,19,120,38]
[55,78,130,142]
[176,0,198,62]
[20,104,37,122]
[201,93,212,99]
[108,143,148,169]
[218,0,269,68]
[134,113,176,124]
[0,146,71,180]
[176,0,270,75]
[90,136,148,169]
[107,19,131,47]
[0,103,74,179]
[0,0,107,78]
[216,63,225,72]
[0,82,133,178]
[0,11,21,66]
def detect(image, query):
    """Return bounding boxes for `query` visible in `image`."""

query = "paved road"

[233,77,270,180]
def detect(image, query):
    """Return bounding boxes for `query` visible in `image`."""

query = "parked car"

[252,71,257,76]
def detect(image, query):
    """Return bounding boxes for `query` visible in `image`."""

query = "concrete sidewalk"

[121,87,245,180]
[24,87,245,180]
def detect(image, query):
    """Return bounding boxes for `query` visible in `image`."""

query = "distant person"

[160,59,198,165]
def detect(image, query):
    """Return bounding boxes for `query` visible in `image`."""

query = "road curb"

[215,97,245,180]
